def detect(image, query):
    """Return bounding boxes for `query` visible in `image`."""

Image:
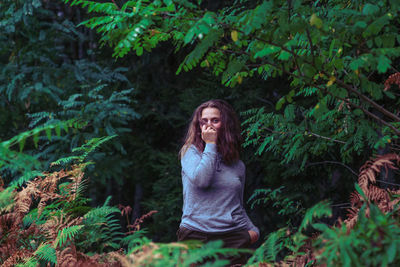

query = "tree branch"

[316,85,400,136]
[305,28,316,66]
[306,161,358,176]
[331,76,400,122]
[307,131,346,144]
[245,31,400,123]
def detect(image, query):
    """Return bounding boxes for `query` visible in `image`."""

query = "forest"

[1,0,400,266]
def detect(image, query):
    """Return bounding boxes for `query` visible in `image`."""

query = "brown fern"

[127,210,158,234]
[384,72,400,91]
[345,153,400,229]
[1,249,32,267]
[0,164,87,265]
[57,244,78,267]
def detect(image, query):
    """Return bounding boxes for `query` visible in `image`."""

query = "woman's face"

[200,107,222,131]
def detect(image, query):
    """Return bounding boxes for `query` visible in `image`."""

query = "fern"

[0,120,86,189]
[180,240,243,266]
[54,225,84,249]
[51,135,117,167]
[121,239,250,267]
[248,186,302,217]
[15,257,39,267]
[33,243,57,265]
[121,229,150,254]
[246,227,287,264]
[298,200,332,232]
[76,197,123,253]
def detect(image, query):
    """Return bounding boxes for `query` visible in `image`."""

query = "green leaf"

[353,109,363,116]
[349,58,364,71]
[354,183,367,200]
[383,90,396,99]
[222,59,245,84]
[377,55,391,73]
[184,28,196,44]
[278,51,291,61]
[354,21,367,29]
[387,241,396,263]
[45,128,52,141]
[310,14,322,28]
[33,132,39,149]
[363,15,389,37]
[55,125,61,137]
[136,46,143,56]
[312,98,328,119]
[254,46,281,58]
[275,97,286,110]
[362,4,379,15]
[286,90,295,103]
[19,136,27,152]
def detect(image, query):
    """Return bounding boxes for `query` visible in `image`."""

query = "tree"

[63,0,400,167]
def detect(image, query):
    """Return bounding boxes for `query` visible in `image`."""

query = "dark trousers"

[176,226,252,266]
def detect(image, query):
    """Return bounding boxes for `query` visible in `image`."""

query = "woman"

[177,99,259,265]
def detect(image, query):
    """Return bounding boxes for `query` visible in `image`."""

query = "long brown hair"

[179,99,242,165]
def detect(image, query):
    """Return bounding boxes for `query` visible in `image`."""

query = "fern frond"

[54,225,84,249]
[33,243,57,264]
[358,153,400,192]
[299,200,332,232]
[15,257,39,267]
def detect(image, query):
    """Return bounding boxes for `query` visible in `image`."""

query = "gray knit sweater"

[179,143,259,236]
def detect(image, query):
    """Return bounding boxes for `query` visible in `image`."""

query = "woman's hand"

[201,125,218,144]
[248,230,259,244]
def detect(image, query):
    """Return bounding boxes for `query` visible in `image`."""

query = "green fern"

[298,200,332,232]
[0,120,86,189]
[51,135,117,167]
[15,257,39,267]
[246,227,287,264]
[54,225,84,249]
[33,243,57,265]
[248,186,302,218]
[121,229,150,254]
[76,196,123,252]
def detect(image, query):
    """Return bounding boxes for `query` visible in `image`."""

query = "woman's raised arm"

[181,143,218,189]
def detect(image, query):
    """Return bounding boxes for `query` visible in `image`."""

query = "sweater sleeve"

[239,162,260,236]
[181,143,218,189]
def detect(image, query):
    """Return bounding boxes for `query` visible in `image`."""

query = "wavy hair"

[179,99,242,165]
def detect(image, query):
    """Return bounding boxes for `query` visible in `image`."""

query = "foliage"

[248,186,303,217]
[314,204,400,267]
[0,0,140,205]
[115,238,251,267]
[3,0,400,265]
[246,153,400,266]
[76,196,123,253]
[63,0,400,170]
[0,133,126,265]
[0,119,86,188]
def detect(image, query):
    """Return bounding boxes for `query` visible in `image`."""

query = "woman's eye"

[212,119,220,123]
